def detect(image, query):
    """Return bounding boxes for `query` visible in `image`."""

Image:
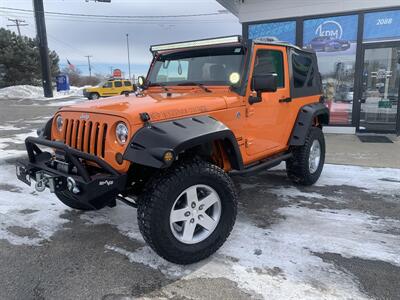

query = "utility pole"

[126,34,131,80]
[85,55,93,77]
[33,0,53,98]
[7,18,28,37]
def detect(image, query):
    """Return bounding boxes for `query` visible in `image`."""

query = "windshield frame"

[145,44,248,92]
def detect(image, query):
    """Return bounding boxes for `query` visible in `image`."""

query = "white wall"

[217,0,400,23]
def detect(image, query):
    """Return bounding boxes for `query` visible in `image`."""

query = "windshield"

[148,46,246,86]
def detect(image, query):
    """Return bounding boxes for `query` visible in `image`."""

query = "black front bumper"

[16,137,127,210]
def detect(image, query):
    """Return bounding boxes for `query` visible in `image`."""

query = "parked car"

[83,78,136,100]
[308,36,351,52]
[16,36,329,265]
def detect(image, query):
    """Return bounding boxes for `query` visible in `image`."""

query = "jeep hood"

[59,91,237,125]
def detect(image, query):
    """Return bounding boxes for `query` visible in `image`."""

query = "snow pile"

[0,85,88,100]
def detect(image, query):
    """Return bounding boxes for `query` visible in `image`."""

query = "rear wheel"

[286,127,325,186]
[137,158,237,264]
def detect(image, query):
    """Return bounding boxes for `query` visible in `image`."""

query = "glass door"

[359,46,400,133]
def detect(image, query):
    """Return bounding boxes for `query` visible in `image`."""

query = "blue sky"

[1,0,241,77]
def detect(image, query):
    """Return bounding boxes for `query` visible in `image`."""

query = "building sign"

[113,68,122,78]
[248,21,296,44]
[303,15,358,53]
[364,10,400,42]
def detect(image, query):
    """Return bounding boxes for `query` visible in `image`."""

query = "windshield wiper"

[176,82,211,93]
[148,82,169,92]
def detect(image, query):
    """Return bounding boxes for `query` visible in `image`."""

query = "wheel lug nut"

[191,202,196,208]
[190,218,195,223]
[199,205,204,210]
[198,215,203,220]
[184,211,190,217]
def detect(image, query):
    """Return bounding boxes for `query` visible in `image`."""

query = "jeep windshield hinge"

[139,112,152,127]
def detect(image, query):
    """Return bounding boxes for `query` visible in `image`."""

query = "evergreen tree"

[0,28,60,88]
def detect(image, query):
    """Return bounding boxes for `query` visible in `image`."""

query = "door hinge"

[246,107,255,117]
[245,138,254,148]
[279,97,292,103]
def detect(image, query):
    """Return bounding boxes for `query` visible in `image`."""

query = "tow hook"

[34,171,67,193]
[67,177,80,194]
[35,172,48,192]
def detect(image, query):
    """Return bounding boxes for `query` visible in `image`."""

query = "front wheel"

[286,127,325,186]
[89,93,99,100]
[137,159,237,264]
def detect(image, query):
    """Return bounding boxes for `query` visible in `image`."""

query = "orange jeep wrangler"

[16,36,329,264]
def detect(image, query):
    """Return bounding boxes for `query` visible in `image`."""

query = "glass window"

[248,21,296,44]
[253,50,284,88]
[124,81,132,86]
[360,47,400,132]
[156,60,189,83]
[364,10,400,43]
[303,15,358,125]
[114,81,122,88]
[103,82,112,88]
[292,53,313,88]
[148,46,245,86]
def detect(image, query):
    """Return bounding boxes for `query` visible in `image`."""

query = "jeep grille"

[63,119,108,158]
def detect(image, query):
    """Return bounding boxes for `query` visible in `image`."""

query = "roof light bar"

[150,35,241,52]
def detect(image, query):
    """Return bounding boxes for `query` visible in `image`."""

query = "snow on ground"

[0,164,69,245]
[0,85,87,100]
[317,164,400,196]
[0,130,37,160]
[97,204,400,299]
[0,161,399,298]
[85,165,399,299]
[44,98,85,107]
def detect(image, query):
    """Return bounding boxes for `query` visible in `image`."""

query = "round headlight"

[56,115,63,132]
[116,122,129,144]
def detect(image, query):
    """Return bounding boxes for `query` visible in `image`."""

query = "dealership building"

[217,1,400,135]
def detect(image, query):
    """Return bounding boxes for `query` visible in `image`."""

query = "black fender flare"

[37,117,53,140]
[123,115,244,170]
[289,103,329,146]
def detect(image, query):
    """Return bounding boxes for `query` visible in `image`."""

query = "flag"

[67,59,75,71]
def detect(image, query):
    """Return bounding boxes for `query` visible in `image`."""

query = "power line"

[0,12,236,25]
[0,9,236,24]
[0,6,229,19]
[6,18,28,36]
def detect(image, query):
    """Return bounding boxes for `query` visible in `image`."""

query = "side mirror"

[249,74,278,105]
[137,76,146,89]
[251,74,278,93]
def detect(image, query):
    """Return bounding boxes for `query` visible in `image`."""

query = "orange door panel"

[245,45,291,158]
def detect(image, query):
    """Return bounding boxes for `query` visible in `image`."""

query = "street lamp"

[126,33,132,80]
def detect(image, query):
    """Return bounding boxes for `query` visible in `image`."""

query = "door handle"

[279,97,292,103]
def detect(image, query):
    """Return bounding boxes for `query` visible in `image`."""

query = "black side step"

[230,153,292,176]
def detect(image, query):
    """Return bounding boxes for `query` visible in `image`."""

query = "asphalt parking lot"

[0,97,399,300]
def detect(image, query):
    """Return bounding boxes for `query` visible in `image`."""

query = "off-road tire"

[286,127,325,186]
[137,158,237,265]
[89,93,99,100]
[55,191,96,211]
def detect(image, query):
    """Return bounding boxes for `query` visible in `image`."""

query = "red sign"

[113,69,122,78]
